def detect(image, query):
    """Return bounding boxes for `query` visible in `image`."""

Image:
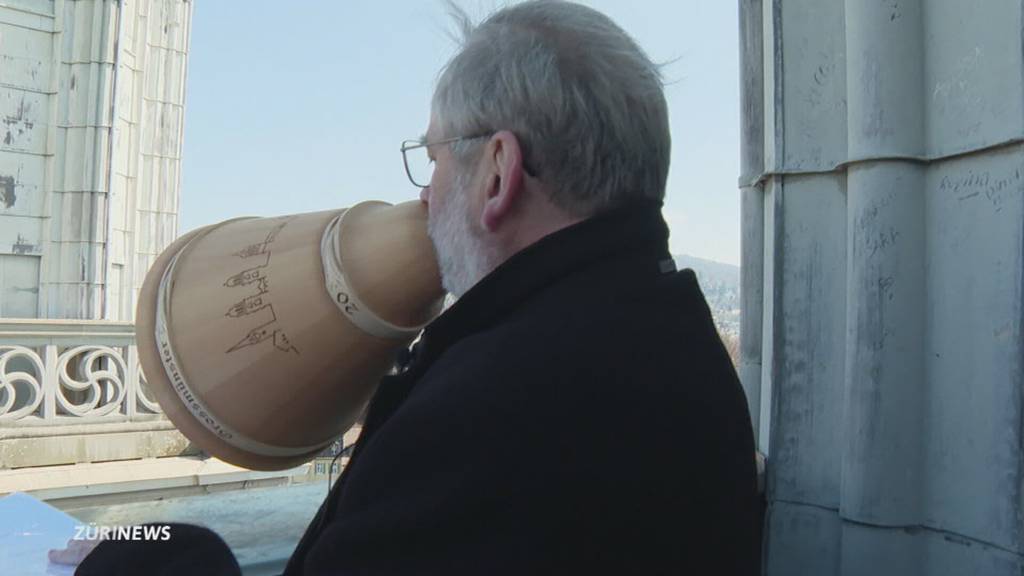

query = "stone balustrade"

[0,319,194,469]
[0,319,162,424]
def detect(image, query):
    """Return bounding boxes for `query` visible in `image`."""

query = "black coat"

[77,202,759,576]
[286,201,759,575]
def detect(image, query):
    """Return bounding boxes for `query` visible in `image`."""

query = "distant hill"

[673,254,740,288]
[673,254,740,337]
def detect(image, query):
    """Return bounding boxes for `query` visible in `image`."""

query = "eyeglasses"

[400,135,490,189]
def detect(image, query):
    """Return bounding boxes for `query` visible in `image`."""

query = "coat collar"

[415,200,673,366]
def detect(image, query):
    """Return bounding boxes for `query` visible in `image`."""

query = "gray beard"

[426,172,491,298]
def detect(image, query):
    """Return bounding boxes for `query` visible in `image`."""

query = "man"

[75,1,759,574]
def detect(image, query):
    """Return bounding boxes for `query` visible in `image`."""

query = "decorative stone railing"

[0,319,163,424]
[0,320,194,469]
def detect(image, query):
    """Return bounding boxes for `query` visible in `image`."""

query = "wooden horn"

[135,201,444,470]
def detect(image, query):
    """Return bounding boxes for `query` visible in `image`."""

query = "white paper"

[0,492,79,576]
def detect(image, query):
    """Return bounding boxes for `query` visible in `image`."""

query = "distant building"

[1,0,191,320]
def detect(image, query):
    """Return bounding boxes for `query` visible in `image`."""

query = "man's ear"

[480,131,525,232]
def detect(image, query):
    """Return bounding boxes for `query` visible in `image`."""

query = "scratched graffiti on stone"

[853,191,893,232]
[223,219,299,355]
[863,228,900,259]
[942,168,1020,213]
[852,189,904,259]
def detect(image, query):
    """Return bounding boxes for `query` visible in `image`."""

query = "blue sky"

[180,0,741,265]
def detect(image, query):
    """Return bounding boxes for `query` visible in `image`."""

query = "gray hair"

[433,0,671,217]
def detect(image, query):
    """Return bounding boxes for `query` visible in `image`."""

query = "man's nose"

[419,186,430,204]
